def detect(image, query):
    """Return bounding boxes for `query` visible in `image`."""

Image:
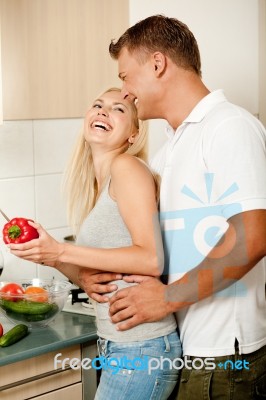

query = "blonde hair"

[63,87,148,234]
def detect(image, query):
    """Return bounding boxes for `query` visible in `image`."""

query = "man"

[80,15,266,399]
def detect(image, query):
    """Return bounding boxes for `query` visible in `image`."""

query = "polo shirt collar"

[165,89,227,137]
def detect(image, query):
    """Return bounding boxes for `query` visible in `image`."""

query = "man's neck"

[162,71,210,130]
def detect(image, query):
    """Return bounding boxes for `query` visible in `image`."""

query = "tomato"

[24,286,48,303]
[0,323,3,337]
[0,283,25,301]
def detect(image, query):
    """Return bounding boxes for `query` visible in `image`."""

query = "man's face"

[118,48,158,120]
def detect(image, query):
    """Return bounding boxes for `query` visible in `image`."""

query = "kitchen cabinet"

[0,345,82,399]
[0,16,2,125]
[29,385,82,399]
[28,384,82,400]
[0,340,98,400]
[0,0,129,120]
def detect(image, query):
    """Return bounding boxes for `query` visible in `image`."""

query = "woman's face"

[84,90,137,152]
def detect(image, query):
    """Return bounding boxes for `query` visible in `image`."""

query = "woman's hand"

[79,268,123,303]
[8,221,63,267]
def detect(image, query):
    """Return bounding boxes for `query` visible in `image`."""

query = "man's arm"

[109,209,266,330]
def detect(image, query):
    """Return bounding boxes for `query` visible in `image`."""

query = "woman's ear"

[128,131,139,144]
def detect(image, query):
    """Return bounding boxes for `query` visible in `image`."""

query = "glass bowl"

[0,279,72,328]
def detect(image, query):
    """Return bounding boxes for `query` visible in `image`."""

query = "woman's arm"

[59,154,163,275]
[54,261,99,289]
[9,155,164,277]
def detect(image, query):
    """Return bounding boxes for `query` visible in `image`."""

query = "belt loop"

[164,335,170,353]
[234,338,243,360]
[97,337,108,357]
[234,338,239,353]
[234,338,244,382]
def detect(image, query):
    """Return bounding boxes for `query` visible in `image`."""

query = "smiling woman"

[84,90,138,157]
[9,87,181,400]
[65,87,147,232]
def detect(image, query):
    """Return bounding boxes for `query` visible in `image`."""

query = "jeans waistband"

[97,331,179,357]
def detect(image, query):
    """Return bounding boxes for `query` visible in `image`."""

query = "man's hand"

[79,269,122,303]
[109,276,172,330]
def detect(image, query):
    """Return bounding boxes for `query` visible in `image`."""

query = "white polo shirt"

[151,90,266,356]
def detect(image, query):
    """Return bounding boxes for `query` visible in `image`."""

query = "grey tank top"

[77,179,177,342]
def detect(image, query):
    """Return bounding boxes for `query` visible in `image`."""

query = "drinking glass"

[0,249,4,277]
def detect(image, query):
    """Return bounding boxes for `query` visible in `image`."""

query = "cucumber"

[1,299,54,315]
[0,324,29,347]
[24,306,59,322]
[5,310,28,323]
[26,303,59,321]
[5,303,59,322]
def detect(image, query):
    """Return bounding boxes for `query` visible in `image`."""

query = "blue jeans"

[95,331,182,400]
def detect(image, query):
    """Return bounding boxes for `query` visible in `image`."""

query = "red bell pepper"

[2,218,39,244]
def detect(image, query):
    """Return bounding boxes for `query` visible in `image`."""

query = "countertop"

[0,311,97,366]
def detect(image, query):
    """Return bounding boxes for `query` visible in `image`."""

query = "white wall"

[129,0,259,157]
[0,27,2,125]
[0,118,82,281]
[259,0,266,126]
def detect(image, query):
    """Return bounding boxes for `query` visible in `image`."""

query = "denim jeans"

[176,344,266,400]
[94,331,182,400]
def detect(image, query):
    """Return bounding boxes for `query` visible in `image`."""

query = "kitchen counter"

[0,311,97,366]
